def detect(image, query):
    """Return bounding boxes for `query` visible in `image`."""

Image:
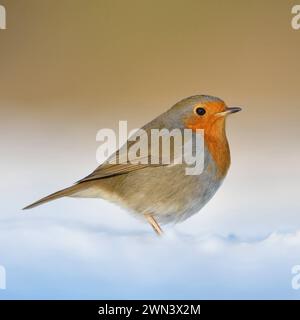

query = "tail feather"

[23,184,82,210]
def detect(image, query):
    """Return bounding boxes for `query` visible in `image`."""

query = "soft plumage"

[24,95,241,235]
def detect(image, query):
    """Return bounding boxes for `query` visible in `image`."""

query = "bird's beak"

[217,106,242,117]
[227,106,242,114]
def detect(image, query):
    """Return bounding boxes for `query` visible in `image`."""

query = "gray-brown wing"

[77,126,169,183]
[77,114,201,183]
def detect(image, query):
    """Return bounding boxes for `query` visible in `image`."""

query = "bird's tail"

[23,184,83,210]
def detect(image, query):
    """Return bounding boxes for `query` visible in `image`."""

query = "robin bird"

[23,95,241,235]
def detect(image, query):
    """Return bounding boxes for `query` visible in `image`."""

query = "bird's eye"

[195,107,206,116]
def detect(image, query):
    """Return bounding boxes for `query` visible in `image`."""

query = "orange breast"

[205,132,231,179]
[184,103,231,179]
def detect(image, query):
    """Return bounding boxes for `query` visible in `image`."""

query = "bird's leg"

[145,214,163,236]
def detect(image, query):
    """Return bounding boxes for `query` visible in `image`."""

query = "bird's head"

[169,95,241,136]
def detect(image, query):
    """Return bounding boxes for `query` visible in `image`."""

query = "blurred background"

[0,0,300,299]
